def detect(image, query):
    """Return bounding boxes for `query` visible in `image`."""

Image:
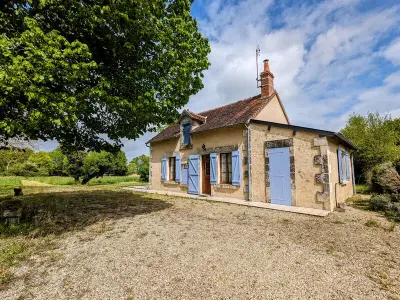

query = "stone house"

[147,60,357,211]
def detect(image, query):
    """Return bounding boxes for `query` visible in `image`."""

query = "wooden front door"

[202,155,211,195]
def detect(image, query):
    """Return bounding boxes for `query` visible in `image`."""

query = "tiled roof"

[148,93,277,143]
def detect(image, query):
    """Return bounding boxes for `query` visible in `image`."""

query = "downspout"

[245,123,252,201]
[145,142,151,189]
[351,152,356,195]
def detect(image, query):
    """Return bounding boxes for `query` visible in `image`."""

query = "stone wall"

[150,124,249,199]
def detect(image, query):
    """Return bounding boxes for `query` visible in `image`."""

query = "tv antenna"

[256,45,261,88]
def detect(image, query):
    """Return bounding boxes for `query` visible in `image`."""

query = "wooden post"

[14,186,23,196]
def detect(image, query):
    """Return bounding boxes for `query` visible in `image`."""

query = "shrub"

[370,194,391,211]
[370,194,400,222]
[371,162,400,194]
[389,194,400,203]
[4,162,48,177]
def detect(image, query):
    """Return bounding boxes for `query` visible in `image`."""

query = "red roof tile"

[147,93,276,143]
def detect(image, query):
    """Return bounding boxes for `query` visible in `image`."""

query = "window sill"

[163,181,179,185]
[213,184,238,189]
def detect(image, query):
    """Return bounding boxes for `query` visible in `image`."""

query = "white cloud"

[383,38,400,65]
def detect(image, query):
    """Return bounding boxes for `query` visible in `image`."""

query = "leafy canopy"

[340,113,400,182]
[0,0,210,151]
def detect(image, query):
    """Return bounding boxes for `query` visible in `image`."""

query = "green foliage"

[370,194,400,222]
[27,151,54,175]
[370,194,392,211]
[0,0,210,151]
[64,150,128,184]
[0,148,33,174]
[49,148,69,176]
[341,113,400,183]
[128,155,149,182]
[356,184,372,195]
[371,162,400,194]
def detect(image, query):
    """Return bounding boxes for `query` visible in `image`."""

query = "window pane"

[169,157,175,181]
[221,154,227,182]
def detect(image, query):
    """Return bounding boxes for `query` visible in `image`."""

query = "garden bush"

[370,194,391,211]
[390,194,400,203]
[370,194,400,222]
[371,162,400,194]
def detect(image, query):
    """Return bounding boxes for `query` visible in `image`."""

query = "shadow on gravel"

[0,190,172,237]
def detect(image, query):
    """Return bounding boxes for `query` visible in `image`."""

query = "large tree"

[0,0,210,151]
[341,113,400,183]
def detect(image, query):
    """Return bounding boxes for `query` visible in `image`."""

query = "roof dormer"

[179,110,206,149]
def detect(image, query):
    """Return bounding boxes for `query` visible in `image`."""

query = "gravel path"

[2,192,399,299]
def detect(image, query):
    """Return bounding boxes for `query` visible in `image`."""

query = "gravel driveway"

[2,191,399,299]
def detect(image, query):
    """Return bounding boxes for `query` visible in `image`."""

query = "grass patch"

[365,219,380,228]
[0,239,30,288]
[0,177,22,187]
[28,176,76,186]
[356,184,372,195]
[87,175,140,185]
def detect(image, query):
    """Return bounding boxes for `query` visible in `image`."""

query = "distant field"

[0,175,141,187]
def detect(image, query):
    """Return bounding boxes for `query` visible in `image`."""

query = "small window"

[183,122,191,145]
[169,157,176,181]
[220,153,232,184]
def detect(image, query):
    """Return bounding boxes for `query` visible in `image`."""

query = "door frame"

[268,147,291,205]
[202,154,211,195]
[264,139,296,206]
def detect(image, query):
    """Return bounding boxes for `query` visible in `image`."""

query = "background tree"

[341,113,400,183]
[27,151,54,175]
[0,147,33,174]
[0,0,210,151]
[64,150,129,184]
[50,148,69,176]
[128,155,150,181]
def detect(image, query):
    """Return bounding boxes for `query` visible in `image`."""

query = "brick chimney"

[260,59,275,97]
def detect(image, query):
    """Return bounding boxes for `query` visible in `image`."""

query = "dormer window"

[183,121,191,145]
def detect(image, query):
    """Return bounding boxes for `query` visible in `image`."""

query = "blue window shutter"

[188,155,200,194]
[175,156,181,182]
[345,152,350,181]
[181,168,188,185]
[232,151,241,186]
[338,149,343,184]
[161,158,167,181]
[210,153,218,184]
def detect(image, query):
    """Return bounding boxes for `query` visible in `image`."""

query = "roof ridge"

[197,94,262,115]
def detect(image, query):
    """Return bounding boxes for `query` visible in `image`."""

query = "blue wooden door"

[188,155,200,194]
[269,147,291,205]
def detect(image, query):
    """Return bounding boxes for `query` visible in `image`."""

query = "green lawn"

[0,175,143,198]
[356,184,372,195]
[0,177,22,187]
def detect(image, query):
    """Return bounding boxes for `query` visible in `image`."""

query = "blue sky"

[40,0,400,160]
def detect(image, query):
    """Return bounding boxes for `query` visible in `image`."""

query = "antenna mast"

[256,45,261,88]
